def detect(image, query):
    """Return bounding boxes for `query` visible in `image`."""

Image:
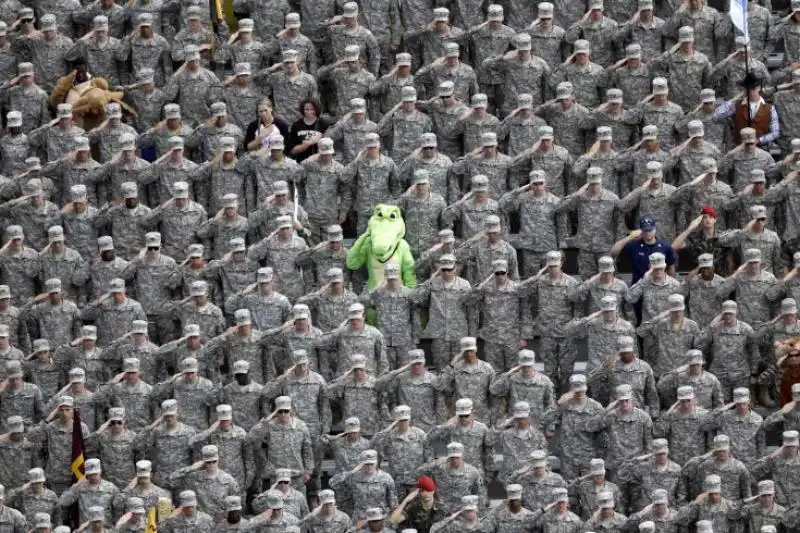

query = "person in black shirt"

[244,99,290,152]
[287,98,332,162]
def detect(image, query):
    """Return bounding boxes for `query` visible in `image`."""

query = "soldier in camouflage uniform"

[506,449,566,511]
[438,337,495,424]
[249,216,309,301]
[92,183,150,261]
[653,385,711,467]
[650,27,712,112]
[329,450,397,520]
[657,348,723,411]
[81,277,146,346]
[738,481,785,533]
[0,225,44,304]
[268,13,318,76]
[380,351,447,435]
[256,50,318,124]
[298,268,359,335]
[447,93,500,156]
[464,5,515,112]
[294,138,350,245]
[37,225,88,303]
[22,278,81,350]
[369,405,431,499]
[211,360,265,432]
[341,133,399,233]
[605,45,652,109]
[247,395,314,492]
[28,104,84,164]
[450,132,515,201]
[620,442,681,512]
[497,94,548,157]
[416,442,485,514]
[0,295,30,360]
[26,396,88,493]
[413,83,469,162]
[626,252,682,324]
[572,126,621,194]
[222,19,268,75]
[135,400,196,494]
[613,0,665,60]
[121,69,167,135]
[549,40,606,109]
[57,458,120,524]
[17,16,73,94]
[159,490,213,533]
[138,104,194,160]
[138,137,199,208]
[461,258,526,370]
[170,444,240,517]
[415,42,477,104]
[196,197,250,260]
[542,374,604,479]
[716,249,777,327]
[0,63,50,135]
[617,161,677,242]
[377,87,433,163]
[325,98,378,165]
[122,14,171,87]
[6,466,60,525]
[0,112,31,179]
[163,44,221,127]
[64,16,126,88]
[370,53,415,118]
[141,181,206,260]
[319,417,370,481]
[429,394,495,475]
[498,171,564,277]
[83,407,137,489]
[185,103,244,164]
[705,388,764,468]
[636,293,699,378]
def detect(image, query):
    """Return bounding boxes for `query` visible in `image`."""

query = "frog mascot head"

[346,204,416,289]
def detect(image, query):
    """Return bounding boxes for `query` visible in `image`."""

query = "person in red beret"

[389,476,444,533]
[673,205,730,276]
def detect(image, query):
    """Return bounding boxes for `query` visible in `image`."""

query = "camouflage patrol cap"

[626,44,642,59]
[586,166,603,184]
[185,6,203,20]
[703,475,721,493]
[85,458,102,475]
[638,0,654,8]
[438,229,455,243]
[82,325,98,340]
[512,402,530,418]
[235,308,251,325]
[455,398,473,415]
[407,349,426,364]
[554,83,573,102]
[57,103,73,119]
[127,497,146,514]
[401,86,417,102]
[597,491,615,509]
[782,297,798,315]
[758,480,775,495]
[459,337,477,353]
[293,303,310,319]
[348,302,365,318]
[283,12,300,29]
[438,81,455,97]
[518,349,535,366]
[162,399,179,415]
[179,490,197,507]
[232,360,249,374]
[573,39,590,54]
[538,125,554,140]
[384,262,400,280]
[433,7,449,21]
[225,495,242,512]
[481,132,498,146]
[120,133,136,151]
[222,193,238,208]
[784,430,800,446]
[350,354,367,370]
[517,93,533,109]
[366,507,384,521]
[318,137,334,154]
[123,358,139,373]
[171,181,189,199]
[420,133,437,148]
[181,357,199,373]
[471,174,489,191]
[652,77,668,95]
[515,33,532,51]
[344,417,361,432]
[794,0,800,13]
[164,104,181,120]
[697,253,714,268]
[750,169,766,183]
[396,52,412,66]
[168,136,185,151]
[131,320,148,335]
[529,170,546,183]
[487,4,504,21]
[569,374,587,391]
[667,293,684,311]
[394,405,411,420]
[34,513,50,529]
[492,258,507,272]
[238,18,254,31]
[471,93,489,108]
[605,89,623,104]
[650,438,668,454]
[721,300,738,314]
[649,252,666,268]
[444,42,460,58]
[137,12,153,27]
[677,385,695,400]
[615,384,633,401]
[700,88,715,103]
[189,280,208,297]
[344,45,360,62]
[184,44,200,61]
[136,68,155,85]
[211,102,227,117]
[461,495,479,511]
[438,253,457,268]
[446,441,464,457]
[712,434,730,451]
[552,487,568,502]
[326,267,345,283]
[27,467,45,483]
[6,111,21,128]
[750,204,767,220]
[733,388,750,404]
[678,26,694,43]
[740,127,757,143]
[600,294,617,311]
[40,14,56,31]
[589,0,603,9]
[349,98,367,113]
[642,126,659,143]
[537,2,554,18]
[596,126,612,141]
[639,521,655,533]
[201,444,219,462]
[744,248,762,263]
[530,450,548,467]
[108,407,125,421]
[92,15,109,30]
[0,286,9,300]
[484,214,501,231]
[360,449,378,464]
[106,101,122,118]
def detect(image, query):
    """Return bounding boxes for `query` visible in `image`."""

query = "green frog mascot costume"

[346,204,416,290]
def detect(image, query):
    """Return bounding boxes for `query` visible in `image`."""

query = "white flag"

[729,0,749,36]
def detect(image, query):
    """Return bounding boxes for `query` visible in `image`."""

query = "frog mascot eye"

[345,204,416,291]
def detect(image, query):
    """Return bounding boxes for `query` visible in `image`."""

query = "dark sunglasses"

[494,271,507,276]
[441,268,454,272]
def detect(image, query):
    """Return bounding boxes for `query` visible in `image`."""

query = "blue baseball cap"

[638,215,656,231]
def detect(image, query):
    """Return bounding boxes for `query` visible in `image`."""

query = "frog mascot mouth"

[346,204,416,289]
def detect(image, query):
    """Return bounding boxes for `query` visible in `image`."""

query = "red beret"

[418,475,436,492]
[700,206,717,219]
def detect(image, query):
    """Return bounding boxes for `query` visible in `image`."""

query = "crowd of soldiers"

[4,1,800,533]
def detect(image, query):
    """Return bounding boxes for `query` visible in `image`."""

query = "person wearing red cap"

[673,205,730,276]
[390,476,444,533]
